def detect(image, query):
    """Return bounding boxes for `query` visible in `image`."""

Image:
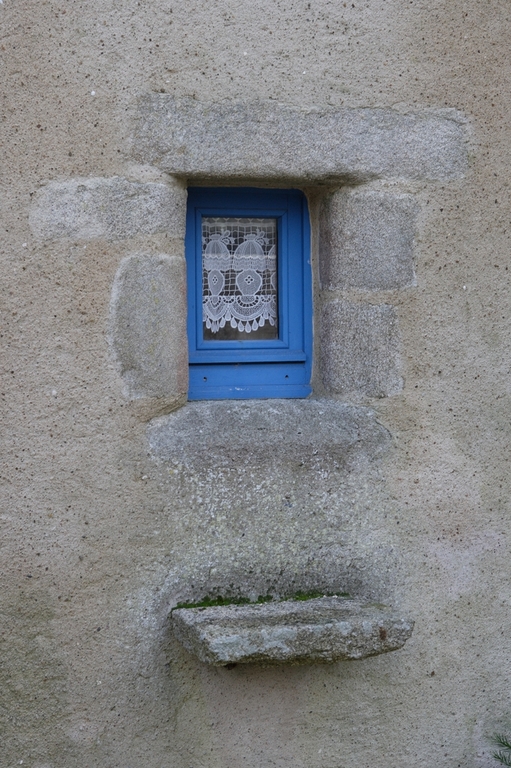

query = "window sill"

[147,399,391,468]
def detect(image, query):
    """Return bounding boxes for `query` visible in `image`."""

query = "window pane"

[202,217,278,341]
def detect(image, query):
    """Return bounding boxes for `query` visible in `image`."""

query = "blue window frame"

[186,187,312,399]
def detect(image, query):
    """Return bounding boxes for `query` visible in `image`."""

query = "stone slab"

[148,399,391,470]
[133,95,468,182]
[109,253,188,400]
[320,190,419,291]
[172,596,414,665]
[321,301,402,397]
[30,176,186,240]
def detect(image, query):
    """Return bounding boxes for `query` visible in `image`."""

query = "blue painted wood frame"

[186,187,312,399]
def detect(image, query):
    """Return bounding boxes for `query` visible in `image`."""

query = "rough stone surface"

[109,253,188,400]
[320,189,420,291]
[146,398,395,617]
[148,398,391,470]
[321,301,402,397]
[172,596,414,665]
[29,176,186,240]
[133,95,468,182]
[3,0,511,766]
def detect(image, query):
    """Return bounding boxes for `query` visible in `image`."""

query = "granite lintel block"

[321,300,402,398]
[172,596,414,665]
[109,253,188,400]
[320,189,420,291]
[29,176,186,241]
[133,95,468,182]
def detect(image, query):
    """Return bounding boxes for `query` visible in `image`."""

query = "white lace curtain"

[202,217,278,338]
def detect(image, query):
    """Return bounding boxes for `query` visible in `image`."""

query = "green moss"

[174,594,273,610]
[173,591,350,611]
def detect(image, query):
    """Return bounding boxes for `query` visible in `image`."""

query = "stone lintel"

[133,95,468,182]
[29,176,186,241]
[320,189,419,291]
[172,596,414,665]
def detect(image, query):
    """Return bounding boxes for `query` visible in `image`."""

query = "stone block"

[172,596,414,665]
[148,399,390,471]
[109,253,188,400]
[320,190,419,291]
[321,301,402,397]
[133,95,468,182]
[30,176,186,241]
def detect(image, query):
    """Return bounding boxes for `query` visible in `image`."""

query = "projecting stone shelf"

[172,596,414,666]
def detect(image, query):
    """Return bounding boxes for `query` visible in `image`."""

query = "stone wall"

[28,99,463,407]
[2,1,511,767]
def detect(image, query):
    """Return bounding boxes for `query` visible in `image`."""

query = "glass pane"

[202,217,278,341]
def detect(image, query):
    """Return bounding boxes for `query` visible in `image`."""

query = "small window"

[186,187,312,399]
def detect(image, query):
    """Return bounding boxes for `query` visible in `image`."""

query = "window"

[186,187,312,399]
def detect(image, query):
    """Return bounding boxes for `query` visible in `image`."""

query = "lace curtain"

[202,217,278,340]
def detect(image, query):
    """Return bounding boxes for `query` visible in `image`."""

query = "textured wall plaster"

[3,0,511,766]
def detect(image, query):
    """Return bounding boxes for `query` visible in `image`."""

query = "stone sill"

[172,596,414,666]
[147,399,391,469]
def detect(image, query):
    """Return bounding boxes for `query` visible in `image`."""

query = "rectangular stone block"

[133,95,468,182]
[109,253,188,401]
[148,399,391,469]
[320,190,419,291]
[321,300,402,397]
[30,176,186,241]
[172,596,414,665]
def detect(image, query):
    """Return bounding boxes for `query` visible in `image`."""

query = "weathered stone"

[172,596,414,665]
[133,95,468,182]
[29,176,186,240]
[148,398,394,607]
[321,301,402,397]
[148,399,391,470]
[109,253,188,400]
[320,189,419,291]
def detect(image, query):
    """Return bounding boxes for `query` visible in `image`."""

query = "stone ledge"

[147,399,391,470]
[172,596,414,665]
[133,95,468,182]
